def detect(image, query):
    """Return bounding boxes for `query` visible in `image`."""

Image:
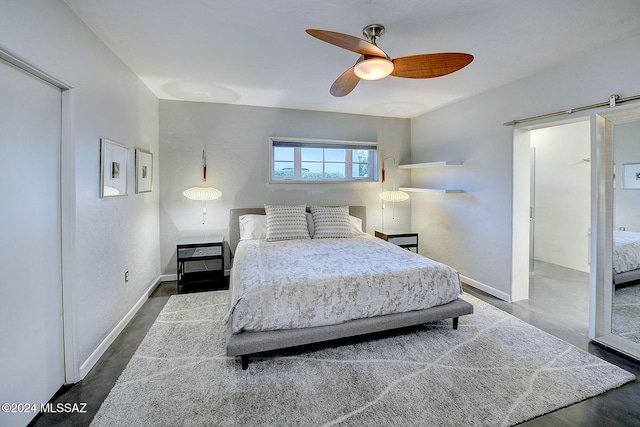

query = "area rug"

[613,283,640,344]
[90,291,634,427]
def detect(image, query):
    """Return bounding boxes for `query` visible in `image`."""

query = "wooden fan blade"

[330,67,360,97]
[391,53,474,79]
[306,28,387,58]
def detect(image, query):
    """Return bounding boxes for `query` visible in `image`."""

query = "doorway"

[0,56,66,426]
[512,118,591,307]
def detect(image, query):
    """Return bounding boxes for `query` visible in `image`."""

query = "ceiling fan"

[305,24,474,97]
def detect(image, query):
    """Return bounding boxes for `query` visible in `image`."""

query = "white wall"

[0,0,160,381]
[159,101,411,274]
[410,34,640,299]
[531,121,591,273]
[614,120,640,231]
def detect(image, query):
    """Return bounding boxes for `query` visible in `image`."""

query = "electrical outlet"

[125,271,129,283]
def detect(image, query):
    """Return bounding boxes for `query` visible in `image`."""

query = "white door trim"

[61,88,79,383]
[511,115,592,302]
[512,129,532,301]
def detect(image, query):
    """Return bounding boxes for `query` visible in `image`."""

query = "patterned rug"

[91,291,634,427]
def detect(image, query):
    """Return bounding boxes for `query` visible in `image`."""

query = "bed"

[225,206,473,369]
[614,230,640,286]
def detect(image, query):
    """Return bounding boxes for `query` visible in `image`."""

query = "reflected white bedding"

[224,234,462,333]
[614,230,640,274]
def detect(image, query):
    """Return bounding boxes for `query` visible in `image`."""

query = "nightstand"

[176,236,226,293]
[375,231,419,252]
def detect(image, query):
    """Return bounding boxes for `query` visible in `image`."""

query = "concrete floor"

[32,264,640,426]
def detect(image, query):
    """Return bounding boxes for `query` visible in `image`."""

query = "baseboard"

[460,275,511,302]
[78,275,162,379]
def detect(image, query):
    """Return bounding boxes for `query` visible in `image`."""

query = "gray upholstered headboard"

[228,206,366,257]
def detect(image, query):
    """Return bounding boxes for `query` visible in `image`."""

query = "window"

[270,138,379,183]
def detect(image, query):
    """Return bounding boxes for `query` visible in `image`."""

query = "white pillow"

[310,205,353,238]
[239,214,267,240]
[350,215,365,234]
[264,205,311,241]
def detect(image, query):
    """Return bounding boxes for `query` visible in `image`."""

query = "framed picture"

[622,163,640,190]
[135,149,153,193]
[100,138,129,198]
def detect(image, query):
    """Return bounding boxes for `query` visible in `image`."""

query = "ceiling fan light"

[354,58,394,80]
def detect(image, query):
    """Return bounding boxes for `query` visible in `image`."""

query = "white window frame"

[269,137,379,183]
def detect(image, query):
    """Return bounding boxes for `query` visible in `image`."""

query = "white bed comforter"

[614,230,640,274]
[223,235,462,333]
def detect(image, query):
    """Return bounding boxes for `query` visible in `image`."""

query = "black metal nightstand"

[176,236,226,293]
[375,231,419,252]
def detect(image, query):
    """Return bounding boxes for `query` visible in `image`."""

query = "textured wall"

[159,101,411,274]
[410,34,640,299]
[0,1,160,375]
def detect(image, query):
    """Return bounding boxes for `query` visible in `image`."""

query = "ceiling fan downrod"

[362,24,385,45]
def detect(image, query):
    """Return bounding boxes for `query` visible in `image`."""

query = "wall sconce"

[183,150,222,233]
[380,156,409,203]
[379,189,410,203]
[380,157,409,227]
[183,186,222,201]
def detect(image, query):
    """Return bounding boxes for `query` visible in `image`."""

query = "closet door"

[0,58,64,426]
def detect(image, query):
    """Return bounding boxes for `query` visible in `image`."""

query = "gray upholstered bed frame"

[226,206,473,369]
[615,269,640,287]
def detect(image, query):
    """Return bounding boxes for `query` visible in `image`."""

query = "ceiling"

[64,0,640,119]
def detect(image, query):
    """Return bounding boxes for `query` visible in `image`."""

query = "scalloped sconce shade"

[182,186,222,201]
[379,190,409,203]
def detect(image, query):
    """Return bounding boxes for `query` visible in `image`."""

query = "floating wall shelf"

[400,187,464,194]
[398,161,462,169]
[397,160,464,193]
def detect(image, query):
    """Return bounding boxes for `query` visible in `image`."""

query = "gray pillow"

[310,206,353,238]
[264,205,311,241]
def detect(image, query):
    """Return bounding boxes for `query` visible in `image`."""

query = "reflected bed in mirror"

[613,230,640,285]
[593,103,640,361]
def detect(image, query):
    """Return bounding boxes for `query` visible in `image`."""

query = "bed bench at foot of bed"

[227,298,473,370]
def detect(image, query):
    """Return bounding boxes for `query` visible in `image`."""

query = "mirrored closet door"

[592,103,640,360]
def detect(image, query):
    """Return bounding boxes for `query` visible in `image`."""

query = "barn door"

[0,57,65,426]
